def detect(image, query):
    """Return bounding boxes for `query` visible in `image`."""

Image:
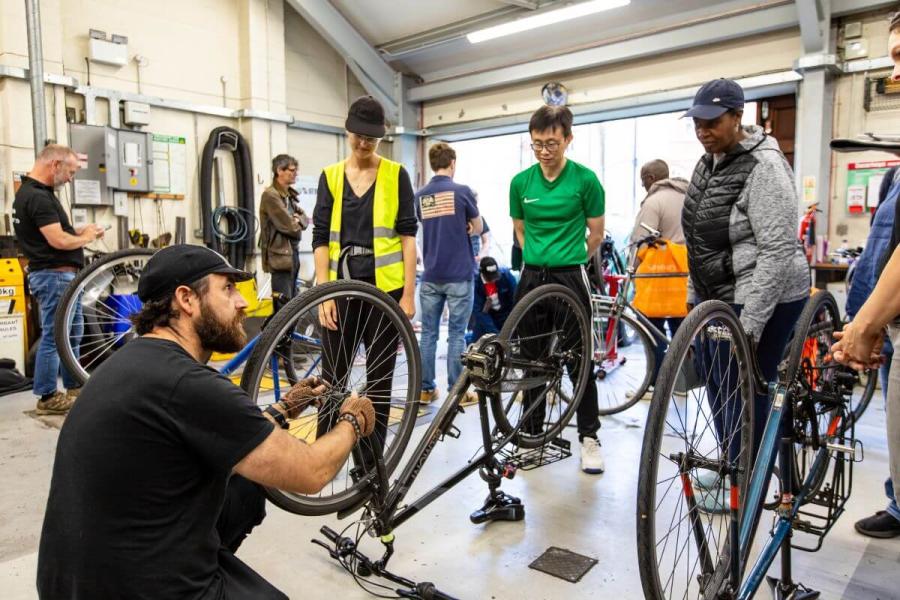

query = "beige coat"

[630,178,689,244]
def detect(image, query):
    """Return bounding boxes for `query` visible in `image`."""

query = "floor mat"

[528,546,597,583]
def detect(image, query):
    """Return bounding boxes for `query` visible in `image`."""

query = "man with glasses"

[260,154,307,301]
[509,104,607,474]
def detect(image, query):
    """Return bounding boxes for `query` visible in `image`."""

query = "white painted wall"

[0,0,362,282]
[829,10,899,247]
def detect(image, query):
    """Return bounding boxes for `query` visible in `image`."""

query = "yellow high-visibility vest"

[323,158,404,292]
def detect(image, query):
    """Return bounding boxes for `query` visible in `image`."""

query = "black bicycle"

[240,281,593,598]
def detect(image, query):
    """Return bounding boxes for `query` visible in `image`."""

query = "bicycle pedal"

[550,436,571,451]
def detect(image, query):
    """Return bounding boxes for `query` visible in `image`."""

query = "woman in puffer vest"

[680,78,810,512]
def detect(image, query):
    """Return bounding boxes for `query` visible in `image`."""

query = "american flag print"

[419,191,456,219]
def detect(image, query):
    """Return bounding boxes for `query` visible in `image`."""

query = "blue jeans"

[28,270,83,395]
[419,280,474,391]
[879,348,900,521]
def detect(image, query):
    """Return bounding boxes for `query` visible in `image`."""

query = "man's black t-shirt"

[12,176,84,270]
[36,338,276,599]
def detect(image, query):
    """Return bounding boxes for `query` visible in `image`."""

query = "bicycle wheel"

[240,280,421,516]
[54,248,156,385]
[489,283,591,449]
[847,367,877,427]
[637,300,755,600]
[594,306,655,415]
[781,291,843,503]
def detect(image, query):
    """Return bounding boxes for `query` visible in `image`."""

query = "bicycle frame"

[360,364,556,532]
[591,238,670,365]
[731,378,853,599]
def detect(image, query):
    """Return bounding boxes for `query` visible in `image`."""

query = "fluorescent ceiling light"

[467,0,631,44]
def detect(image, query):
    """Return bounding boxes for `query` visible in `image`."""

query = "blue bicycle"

[637,291,860,600]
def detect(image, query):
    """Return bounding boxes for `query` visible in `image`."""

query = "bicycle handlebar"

[414,582,460,600]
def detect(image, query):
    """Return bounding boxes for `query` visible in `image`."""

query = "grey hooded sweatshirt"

[686,125,809,341]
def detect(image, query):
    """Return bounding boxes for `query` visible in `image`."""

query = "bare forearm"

[314,246,330,285]
[401,236,417,298]
[51,232,92,251]
[236,422,357,494]
[854,245,900,333]
[513,220,525,249]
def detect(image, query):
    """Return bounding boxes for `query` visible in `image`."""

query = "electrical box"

[69,123,115,206]
[123,101,151,126]
[114,129,153,192]
[88,37,128,66]
[68,124,154,206]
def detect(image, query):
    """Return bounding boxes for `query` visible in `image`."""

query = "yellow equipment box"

[0,259,29,370]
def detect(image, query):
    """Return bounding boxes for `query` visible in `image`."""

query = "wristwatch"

[265,404,289,429]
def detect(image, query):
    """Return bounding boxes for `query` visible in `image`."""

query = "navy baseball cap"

[137,244,252,302]
[683,79,745,120]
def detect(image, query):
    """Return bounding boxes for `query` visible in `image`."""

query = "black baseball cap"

[137,244,252,302]
[479,256,500,282]
[345,95,387,138]
[683,79,745,120]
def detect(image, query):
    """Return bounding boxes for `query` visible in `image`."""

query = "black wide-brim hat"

[345,95,387,138]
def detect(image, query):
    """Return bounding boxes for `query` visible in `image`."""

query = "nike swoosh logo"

[523,197,540,204]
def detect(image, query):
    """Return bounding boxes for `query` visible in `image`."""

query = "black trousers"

[318,276,403,463]
[270,252,300,302]
[516,265,600,441]
[214,475,287,599]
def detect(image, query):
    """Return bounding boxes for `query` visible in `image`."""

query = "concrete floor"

[1,358,899,599]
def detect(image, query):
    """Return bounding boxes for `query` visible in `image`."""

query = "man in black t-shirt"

[12,144,104,415]
[37,245,377,599]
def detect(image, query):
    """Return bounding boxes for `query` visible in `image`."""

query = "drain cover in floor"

[528,546,597,583]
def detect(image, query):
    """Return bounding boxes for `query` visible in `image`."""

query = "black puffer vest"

[682,135,766,301]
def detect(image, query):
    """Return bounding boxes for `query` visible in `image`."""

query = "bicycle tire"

[595,309,655,416]
[637,300,755,600]
[240,280,421,516]
[848,367,877,427]
[54,248,156,385]
[489,284,592,449]
[781,291,843,503]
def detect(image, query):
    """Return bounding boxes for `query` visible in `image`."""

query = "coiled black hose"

[199,126,255,269]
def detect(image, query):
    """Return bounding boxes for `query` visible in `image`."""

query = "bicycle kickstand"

[765,437,820,600]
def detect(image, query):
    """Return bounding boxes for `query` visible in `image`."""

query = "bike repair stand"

[463,338,525,525]
[468,389,525,524]
[766,437,820,600]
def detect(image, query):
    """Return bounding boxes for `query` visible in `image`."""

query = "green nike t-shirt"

[509,159,605,267]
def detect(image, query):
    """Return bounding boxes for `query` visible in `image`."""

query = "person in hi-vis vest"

[311,96,418,460]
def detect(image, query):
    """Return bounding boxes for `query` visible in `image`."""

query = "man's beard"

[196,301,247,353]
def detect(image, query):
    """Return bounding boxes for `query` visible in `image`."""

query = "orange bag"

[631,240,689,318]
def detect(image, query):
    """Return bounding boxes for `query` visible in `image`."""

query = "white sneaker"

[580,437,605,474]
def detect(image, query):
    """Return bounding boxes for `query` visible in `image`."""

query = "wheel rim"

[494,287,589,448]
[644,309,753,600]
[242,288,418,508]
[59,253,152,382]
[594,311,653,414]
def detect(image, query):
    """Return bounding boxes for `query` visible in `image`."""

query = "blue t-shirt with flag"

[415,175,479,283]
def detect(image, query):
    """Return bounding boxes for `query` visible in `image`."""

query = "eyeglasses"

[356,134,382,146]
[530,140,561,152]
